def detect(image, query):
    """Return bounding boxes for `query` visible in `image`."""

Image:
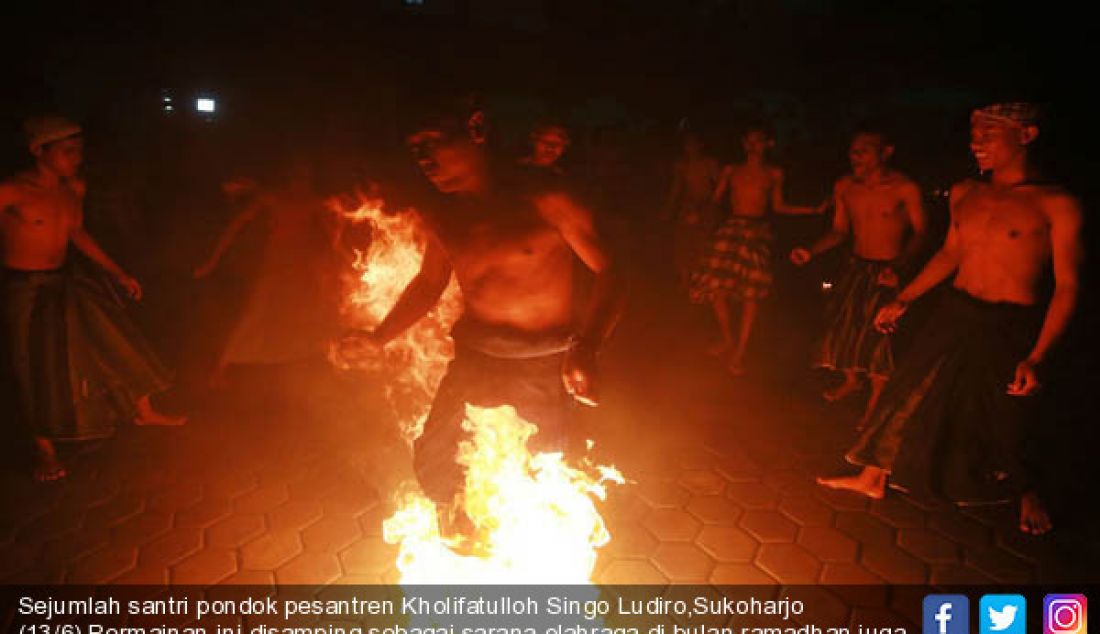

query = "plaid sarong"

[689,216,773,302]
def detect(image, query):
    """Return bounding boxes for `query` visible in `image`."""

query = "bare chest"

[438,211,567,277]
[844,186,908,226]
[954,188,1049,251]
[2,188,79,233]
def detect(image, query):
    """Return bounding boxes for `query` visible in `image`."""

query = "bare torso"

[0,173,82,271]
[722,163,778,218]
[427,192,576,333]
[951,180,1055,305]
[839,172,916,261]
[678,157,721,206]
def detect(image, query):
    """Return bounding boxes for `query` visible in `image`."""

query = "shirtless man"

[518,120,571,175]
[818,103,1083,536]
[663,131,722,287]
[340,96,625,536]
[690,125,823,374]
[791,130,926,427]
[1,116,183,481]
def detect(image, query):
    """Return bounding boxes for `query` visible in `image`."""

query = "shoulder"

[67,177,87,198]
[834,175,854,193]
[890,173,921,197]
[1034,186,1082,227]
[948,179,982,210]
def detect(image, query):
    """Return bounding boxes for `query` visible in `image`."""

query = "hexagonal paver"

[686,496,742,524]
[319,487,380,516]
[66,545,137,583]
[172,548,238,585]
[17,507,86,542]
[815,486,871,511]
[710,563,776,585]
[695,525,757,562]
[175,496,233,528]
[860,544,927,584]
[725,481,779,509]
[763,470,820,497]
[897,527,960,563]
[339,538,397,576]
[819,563,886,586]
[276,552,342,585]
[754,544,821,584]
[206,514,266,549]
[868,497,926,529]
[219,570,276,586]
[929,563,996,585]
[928,511,992,549]
[233,484,290,515]
[643,508,702,541]
[835,511,895,546]
[207,471,259,499]
[779,496,835,527]
[635,480,690,508]
[112,512,173,546]
[797,526,858,563]
[677,470,727,495]
[82,495,145,530]
[740,510,797,543]
[603,523,658,559]
[148,482,204,513]
[650,542,713,581]
[267,500,324,532]
[714,454,762,483]
[597,559,668,584]
[301,514,363,552]
[240,530,303,570]
[113,563,170,585]
[964,547,1035,584]
[139,528,203,566]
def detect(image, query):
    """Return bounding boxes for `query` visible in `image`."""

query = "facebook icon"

[925,595,970,634]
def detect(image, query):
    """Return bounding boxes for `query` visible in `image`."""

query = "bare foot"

[133,395,188,426]
[823,377,861,403]
[34,439,67,482]
[816,468,886,499]
[725,354,746,377]
[1019,491,1053,535]
[706,341,731,357]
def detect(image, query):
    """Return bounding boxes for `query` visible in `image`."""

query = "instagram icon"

[1045,595,1088,634]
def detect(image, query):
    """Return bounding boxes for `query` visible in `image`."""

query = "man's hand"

[562,344,600,407]
[877,266,900,288]
[789,247,812,267]
[815,198,831,214]
[874,300,909,333]
[1007,360,1041,396]
[116,273,143,301]
[338,329,383,365]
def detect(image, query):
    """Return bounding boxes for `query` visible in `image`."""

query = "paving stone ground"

[2,266,1096,608]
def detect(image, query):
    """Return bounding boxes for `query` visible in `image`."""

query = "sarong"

[689,216,773,303]
[846,287,1043,503]
[673,202,718,283]
[2,266,171,442]
[815,256,897,377]
[413,318,575,505]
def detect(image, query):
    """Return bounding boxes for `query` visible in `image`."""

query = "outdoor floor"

[1,261,1096,627]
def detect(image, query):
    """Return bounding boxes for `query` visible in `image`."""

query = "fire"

[331,185,623,583]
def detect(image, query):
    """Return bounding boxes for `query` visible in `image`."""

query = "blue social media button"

[981,595,1027,634]
[925,595,971,634]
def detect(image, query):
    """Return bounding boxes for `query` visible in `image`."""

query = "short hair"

[741,119,775,139]
[851,126,892,147]
[400,90,484,138]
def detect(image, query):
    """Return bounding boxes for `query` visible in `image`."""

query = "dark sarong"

[413,318,575,505]
[2,266,171,442]
[847,287,1043,503]
[689,216,773,303]
[816,256,897,377]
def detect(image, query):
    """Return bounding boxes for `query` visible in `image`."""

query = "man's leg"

[1020,491,1053,535]
[708,294,735,356]
[728,299,758,374]
[817,465,887,499]
[824,369,862,403]
[33,437,66,482]
[858,374,889,430]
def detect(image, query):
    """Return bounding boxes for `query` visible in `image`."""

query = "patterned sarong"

[816,256,897,377]
[689,216,773,302]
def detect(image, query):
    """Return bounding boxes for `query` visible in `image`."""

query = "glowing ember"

[331,185,623,583]
[383,404,624,584]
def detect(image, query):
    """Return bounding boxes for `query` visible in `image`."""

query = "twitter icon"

[982,595,1027,634]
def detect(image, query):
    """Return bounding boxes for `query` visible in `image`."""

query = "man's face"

[970,116,1030,172]
[530,127,569,167]
[742,130,770,157]
[848,134,889,176]
[406,128,482,193]
[37,137,84,178]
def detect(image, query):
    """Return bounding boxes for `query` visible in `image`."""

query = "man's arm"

[193,196,266,277]
[68,204,141,298]
[771,168,822,215]
[711,166,731,205]
[895,182,969,304]
[895,180,929,270]
[1026,193,1084,366]
[810,180,850,255]
[370,233,453,345]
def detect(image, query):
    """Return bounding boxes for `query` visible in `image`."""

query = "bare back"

[0,173,82,271]
[721,163,779,218]
[838,172,920,261]
[427,193,576,333]
[951,180,1056,305]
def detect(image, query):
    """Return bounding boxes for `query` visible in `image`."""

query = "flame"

[331,185,623,583]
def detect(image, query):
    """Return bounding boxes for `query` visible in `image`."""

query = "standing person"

[519,120,571,176]
[193,158,340,379]
[818,103,1083,536]
[690,124,824,375]
[1,116,184,482]
[340,95,626,542]
[663,131,722,287]
[790,129,927,428]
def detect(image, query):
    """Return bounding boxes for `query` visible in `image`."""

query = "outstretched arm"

[1027,194,1083,366]
[370,233,454,345]
[69,205,142,299]
[772,169,824,215]
[193,196,266,277]
[895,182,968,304]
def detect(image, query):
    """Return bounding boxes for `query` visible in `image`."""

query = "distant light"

[196,98,216,113]
[164,105,174,112]
[821,281,833,291]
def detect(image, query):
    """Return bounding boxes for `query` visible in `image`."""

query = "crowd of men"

[0,97,1082,541]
